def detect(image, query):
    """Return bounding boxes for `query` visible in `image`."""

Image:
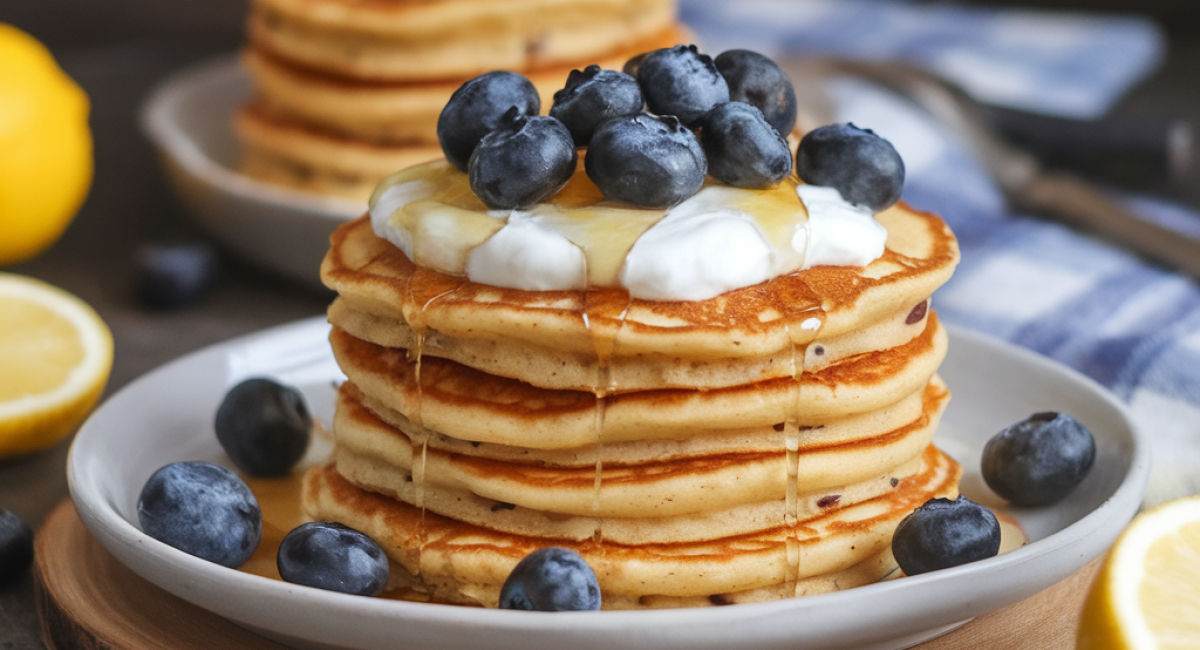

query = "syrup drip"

[239,473,307,581]
[782,307,826,595]
[591,394,606,547]
[237,471,438,603]
[581,287,632,547]
[781,322,803,591]
[400,268,465,573]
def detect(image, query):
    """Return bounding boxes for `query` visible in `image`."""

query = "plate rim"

[67,318,1149,649]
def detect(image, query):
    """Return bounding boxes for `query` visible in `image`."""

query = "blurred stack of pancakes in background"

[307,167,964,607]
[235,0,684,201]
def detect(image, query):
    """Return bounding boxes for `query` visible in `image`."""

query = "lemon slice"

[1077,495,1200,649]
[0,273,112,458]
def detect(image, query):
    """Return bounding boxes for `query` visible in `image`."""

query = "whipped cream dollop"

[368,162,889,302]
[465,213,587,292]
[619,188,775,301]
[796,185,888,269]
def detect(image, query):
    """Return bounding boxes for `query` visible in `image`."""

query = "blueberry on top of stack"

[436,43,905,211]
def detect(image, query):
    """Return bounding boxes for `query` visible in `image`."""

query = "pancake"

[321,199,960,363]
[336,444,926,544]
[305,443,961,608]
[234,21,685,202]
[246,0,677,82]
[327,292,933,391]
[236,102,443,202]
[241,25,687,144]
[333,378,948,517]
[329,377,948,540]
[346,377,937,465]
[235,0,687,201]
[329,313,947,448]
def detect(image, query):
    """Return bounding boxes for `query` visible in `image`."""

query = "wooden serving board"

[33,499,1098,650]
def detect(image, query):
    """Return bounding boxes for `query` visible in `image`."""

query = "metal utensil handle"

[1021,172,1200,278]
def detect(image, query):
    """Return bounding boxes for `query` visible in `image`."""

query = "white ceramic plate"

[140,56,363,289]
[69,319,1148,650]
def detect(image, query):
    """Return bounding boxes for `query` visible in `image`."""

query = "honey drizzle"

[373,160,812,289]
[783,307,826,596]
[400,268,465,575]
[581,287,632,548]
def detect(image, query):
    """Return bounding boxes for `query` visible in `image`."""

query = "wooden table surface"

[1,18,1198,650]
[31,499,1102,650]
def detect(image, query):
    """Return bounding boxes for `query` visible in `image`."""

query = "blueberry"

[700,102,792,188]
[437,71,540,172]
[499,547,601,611]
[468,109,577,210]
[277,521,389,596]
[214,377,311,477]
[892,496,1001,576]
[636,44,729,128]
[0,509,34,587]
[550,65,643,146]
[135,240,220,311]
[585,113,706,208]
[714,49,798,137]
[137,461,262,568]
[982,412,1096,507]
[795,123,905,212]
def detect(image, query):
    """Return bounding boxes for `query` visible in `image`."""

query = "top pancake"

[321,201,959,363]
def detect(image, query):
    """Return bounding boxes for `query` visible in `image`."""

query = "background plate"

[140,56,363,289]
[69,319,1148,650]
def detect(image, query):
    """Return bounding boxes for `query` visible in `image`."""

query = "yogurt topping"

[795,184,888,270]
[368,160,888,302]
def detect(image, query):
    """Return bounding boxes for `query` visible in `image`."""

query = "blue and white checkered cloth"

[683,0,1200,505]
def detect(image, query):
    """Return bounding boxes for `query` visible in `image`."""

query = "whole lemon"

[0,24,93,266]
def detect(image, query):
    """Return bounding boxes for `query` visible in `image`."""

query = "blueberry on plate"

[468,108,577,210]
[550,65,643,146]
[437,71,540,172]
[892,495,1001,576]
[277,521,389,596]
[636,44,729,128]
[982,412,1096,507]
[700,102,792,188]
[137,461,262,568]
[714,49,797,137]
[499,547,601,611]
[0,509,34,587]
[214,377,311,477]
[795,123,905,212]
[585,113,706,208]
[134,240,220,311]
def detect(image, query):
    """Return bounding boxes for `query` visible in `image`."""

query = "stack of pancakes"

[235,0,684,201]
[306,181,963,608]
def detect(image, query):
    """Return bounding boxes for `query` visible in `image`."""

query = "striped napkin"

[682,0,1198,506]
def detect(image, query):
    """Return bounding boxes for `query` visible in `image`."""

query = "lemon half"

[0,273,112,458]
[1077,495,1200,649]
